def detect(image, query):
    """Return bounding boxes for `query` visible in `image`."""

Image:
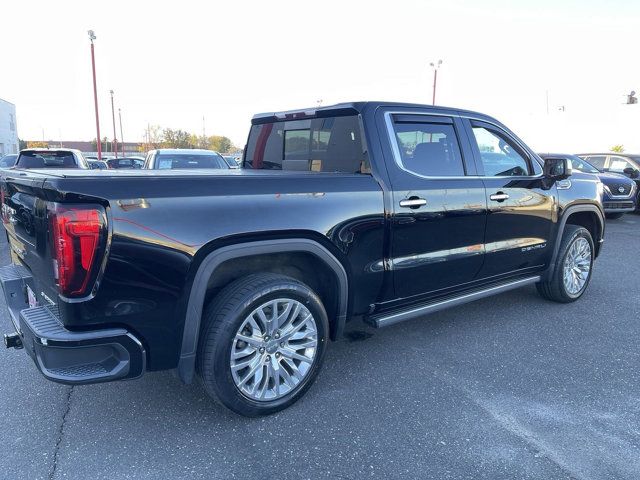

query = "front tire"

[536,225,594,303]
[197,273,329,417]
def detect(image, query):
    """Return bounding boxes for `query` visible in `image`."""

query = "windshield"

[0,155,18,168]
[567,155,600,173]
[154,153,229,169]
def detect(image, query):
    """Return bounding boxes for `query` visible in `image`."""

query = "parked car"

[539,153,637,219]
[0,102,605,417]
[223,154,242,166]
[222,155,241,169]
[106,157,145,169]
[87,160,109,170]
[0,154,18,168]
[14,148,88,169]
[578,153,640,210]
[144,149,231,170]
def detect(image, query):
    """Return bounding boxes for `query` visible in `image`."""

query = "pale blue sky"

[2,0,640,151]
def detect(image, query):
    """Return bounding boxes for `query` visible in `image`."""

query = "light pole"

[110,90,118,158]
[429,59,443,106]
[88,30,102,161]
[119,108,125,157]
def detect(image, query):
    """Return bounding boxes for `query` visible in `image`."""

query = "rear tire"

[197,273,329,417]
[536,225,594,303]
[605,212,624,220]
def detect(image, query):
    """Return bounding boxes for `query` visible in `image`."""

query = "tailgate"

[1,170,108,309]
[0,172,59,307]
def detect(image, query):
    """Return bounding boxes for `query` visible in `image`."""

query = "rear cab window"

[154,152,228,169]
[244,114,369,173]
[16,151,79,169]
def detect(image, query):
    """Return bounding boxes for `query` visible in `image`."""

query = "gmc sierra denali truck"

[1,102,604,416]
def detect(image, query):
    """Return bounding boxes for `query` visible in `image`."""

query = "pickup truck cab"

[0,102,604,416]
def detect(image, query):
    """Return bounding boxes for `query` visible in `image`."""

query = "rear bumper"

[0,264,145,385]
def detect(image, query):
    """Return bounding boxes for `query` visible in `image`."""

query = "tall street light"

[110,90,118,158]
[429,59,443,106]
[88,30,102,161]
[118,108,125,157]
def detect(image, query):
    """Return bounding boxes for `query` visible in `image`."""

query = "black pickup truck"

[1,102,604,416]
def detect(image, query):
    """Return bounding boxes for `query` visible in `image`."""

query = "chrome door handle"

[399,198,427,208]
[489,192,509,202]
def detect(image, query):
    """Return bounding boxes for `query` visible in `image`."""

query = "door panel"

[391,179,487,296]
[380,111,488,300]
[481,177,555,276]
[466,119,555,278]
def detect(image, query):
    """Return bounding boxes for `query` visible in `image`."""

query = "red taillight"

[50,205,105,297]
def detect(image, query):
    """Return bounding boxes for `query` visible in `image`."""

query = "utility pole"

[110,90,118,158]
[118,108,125,157]
[88,30,102,161]
[202,115,206,148]
[546,90,549,114]
[429,59,443,106]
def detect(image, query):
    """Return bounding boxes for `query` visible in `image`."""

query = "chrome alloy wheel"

[230,298,318,401]
[562,237,592,295]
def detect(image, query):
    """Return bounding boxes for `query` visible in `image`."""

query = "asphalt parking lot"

[1,215,639,480]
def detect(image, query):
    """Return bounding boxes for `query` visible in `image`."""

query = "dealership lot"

[1,215,639,480]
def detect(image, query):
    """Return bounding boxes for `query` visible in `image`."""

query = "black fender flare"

[177,239,349,384]
[545,203,604,280]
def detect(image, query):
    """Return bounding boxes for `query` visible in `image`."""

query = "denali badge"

[522,243,547,252]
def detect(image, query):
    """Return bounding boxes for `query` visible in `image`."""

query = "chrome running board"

[369,276,541,328]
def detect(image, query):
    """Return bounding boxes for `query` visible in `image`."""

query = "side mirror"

[543,157,572,180]
[623,167,639,178]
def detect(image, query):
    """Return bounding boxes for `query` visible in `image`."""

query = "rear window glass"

[16,151,78,169]
[244,115,368,173]
[154,153,228,169]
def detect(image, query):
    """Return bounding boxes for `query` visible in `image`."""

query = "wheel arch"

[546,203,604,280]
[177,238,349,384]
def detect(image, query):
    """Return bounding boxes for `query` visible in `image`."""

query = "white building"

[0,98,18,156]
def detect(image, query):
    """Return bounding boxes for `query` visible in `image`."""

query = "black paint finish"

[0,102,605,375]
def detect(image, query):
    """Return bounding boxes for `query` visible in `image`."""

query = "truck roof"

[152,149,222,155]
[20,148,83,154]
[251,101,500,125]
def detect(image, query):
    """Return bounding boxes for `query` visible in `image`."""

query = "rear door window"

[244,115,368,173]
[390,119,466,176]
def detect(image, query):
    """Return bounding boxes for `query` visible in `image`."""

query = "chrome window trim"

[384,110,544,181]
